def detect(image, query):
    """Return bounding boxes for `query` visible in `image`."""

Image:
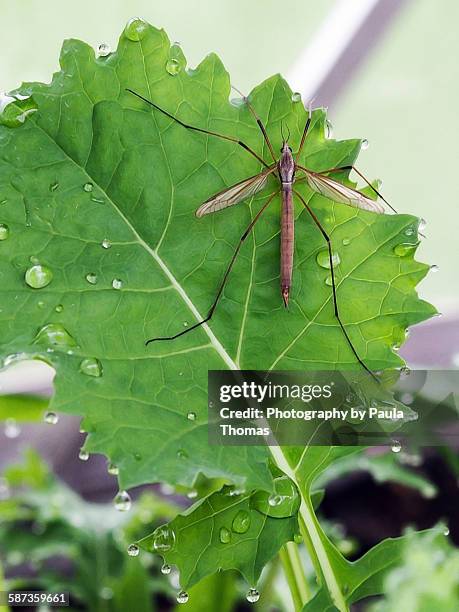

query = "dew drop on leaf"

[97,43,111,57]
[219,526,231,543]
[246,588,260,603]
[252,476,300,518]
[44,411,59,425]
[430,264,439,273]
[361,139,369,150]
[444,526,450,536]
[232,510,251,534]
[33,323,76,347]
[25,264,53,289]
[49,182,59,192]
[112,278,123,290]
[0,223,9,240]
[127,543,139,556]
[176,591,189,604]
[114,490,132,512]
[291,92,301,102]
[79,357,102,377]
[187,489,198,499]
[160,563,171,575]
[166,58,181,76]
[78,448,89,461]
[4,418,20,439]
[153,524,176,552]
[107,462,119,476]
[176,449,188,459]
[124,17,148,42]
[342,238,350,246]
[316,249,340,269]
[268,494,282,507]
[418,218,427,233]
[187,412,196,421]
[393,243,418,257]
[325,119,333,139]
[325,275,332,286]
[83,182,93,192]
[101,238,111,249]
[55,304,64,313]
[404,226,415,237]
[85,272,98,285]
[391,440,401,453]
[0,95,38,128]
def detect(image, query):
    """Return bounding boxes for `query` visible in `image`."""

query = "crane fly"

[127,87,396,379]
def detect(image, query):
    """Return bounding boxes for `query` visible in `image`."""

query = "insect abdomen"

[280,185,294,307]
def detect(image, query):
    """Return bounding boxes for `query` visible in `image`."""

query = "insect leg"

[146,190,279,345]
[126,88,269,169]
[321,165,397,213]
[296,100,313,158]
[293,189,379,382]
[231,85,277,164]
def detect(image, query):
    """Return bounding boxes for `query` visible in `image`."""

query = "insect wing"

[196,166,276,217]
[305,171,385,214]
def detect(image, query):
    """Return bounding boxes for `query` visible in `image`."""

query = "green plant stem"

[0,560,9,612]
[269,445,348,612]
[279,546,302,611]
[279,542,311,610]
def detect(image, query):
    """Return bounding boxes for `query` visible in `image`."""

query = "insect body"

[127,88,395,378]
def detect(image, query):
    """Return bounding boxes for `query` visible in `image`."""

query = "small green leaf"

[137,486,298,589]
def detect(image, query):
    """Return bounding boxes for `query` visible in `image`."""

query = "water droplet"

[404,226,416,237]
[342,238,350,246]
[79,357,102,377]
[252,476,300,518]
[114,490,132,512]
[78,448,89,461]
[134,452,142,461]
[0,95,38,128]
[316,249,340,269]
[400,366,411,377]
[25,264,53,289]
[391,440,401,453]
[153,525,176,552]
[161,563,171,575]
[393,242,418,257]
[107,462,119,476]
[187,412,196,421]
[177,449,188,459]
[49,182,59,192]
[187,489,198,499]
[55,304,64,313]
[430,264,439,273]
[44,411,58,425]
[361,139,369,150]
[127,543,139,556]
[83,182,93,192]
[325,119,333,139]
[112,278,123,290]
[400,392,414,405]
[219,527,231,544]
[177,591,189,604]
[85,272,98,285]
[4,418,20,439]
[101,238,111,249]
[33,323,76,347]
[232,510,251,534]
[166,58,181,76]
[246,588,260,604]
[0,223,9,240]
[294,533,302,544]
[418,218,427,233]
[97,43,111,57]
[124,17,148,42]
[325,275,333,286]
[444,526,450,536]
[291,92,301,103]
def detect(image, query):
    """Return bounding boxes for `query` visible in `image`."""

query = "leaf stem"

[280,542,310,610]
[268,445,348,612]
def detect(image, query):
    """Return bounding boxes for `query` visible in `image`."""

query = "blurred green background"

[0,0,457,314]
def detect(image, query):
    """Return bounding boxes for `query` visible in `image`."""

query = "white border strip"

[286,0,381,100]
